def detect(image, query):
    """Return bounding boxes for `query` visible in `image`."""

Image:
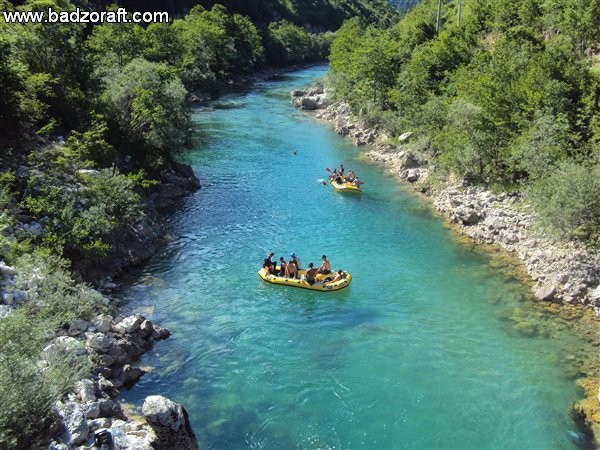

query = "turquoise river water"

[120,66,592,449]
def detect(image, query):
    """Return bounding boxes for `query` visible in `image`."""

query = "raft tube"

[330,179,361,192]
[258,267,352,292]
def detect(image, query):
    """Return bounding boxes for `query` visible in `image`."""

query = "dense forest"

[329,0,600,242]
[0,0,397,446]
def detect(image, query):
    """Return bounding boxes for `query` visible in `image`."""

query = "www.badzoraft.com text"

[2,7,169,24]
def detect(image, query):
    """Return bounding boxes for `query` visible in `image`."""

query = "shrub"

[528,161,600,242]
[0,250,104,448]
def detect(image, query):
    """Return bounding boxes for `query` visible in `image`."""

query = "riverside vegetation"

[327,0,600,243]
[0,0,397,447]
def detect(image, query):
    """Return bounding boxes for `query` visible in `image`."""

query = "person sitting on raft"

[324,269,346,284]
[263,252,276,273]
[317,255,331,274]
[345,169,356,182]
[290,252,301,270]
[304,263,318,285]
[353,177,363,186]
[328,168,338,180]
[285,258,298,279]
[278,257,287,276]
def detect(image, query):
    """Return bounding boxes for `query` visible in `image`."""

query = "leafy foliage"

[329,0,600,242]
[23,145,142,257]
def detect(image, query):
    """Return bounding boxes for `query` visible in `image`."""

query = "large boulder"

[55,400,89,446]
[0,262,17,276]
[40,336,88,366]
[107,420,156,450]
[113,315,142,335]
[84,332,113,353]
[455,207,480,226]
[92,314,113,333]
[142,395,198,450]
[533,283,556,301]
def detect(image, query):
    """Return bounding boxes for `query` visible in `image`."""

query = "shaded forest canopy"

[328,0,600,242]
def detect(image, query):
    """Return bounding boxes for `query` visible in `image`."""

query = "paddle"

[325,167,331,172]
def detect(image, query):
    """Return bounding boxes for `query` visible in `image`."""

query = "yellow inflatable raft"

[330,179,361,192]
[258,267,352,292]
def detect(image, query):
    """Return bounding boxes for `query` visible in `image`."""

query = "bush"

[0,250,104,448]
[528,161,600,242]
[23,148,143,257]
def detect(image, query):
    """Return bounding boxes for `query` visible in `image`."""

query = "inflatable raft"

[258,267,352,292]
[330,179,361,192]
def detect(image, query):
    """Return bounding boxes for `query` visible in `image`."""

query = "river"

[119,66,592,449]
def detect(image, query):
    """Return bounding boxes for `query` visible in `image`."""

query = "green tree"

[101,58,190,162]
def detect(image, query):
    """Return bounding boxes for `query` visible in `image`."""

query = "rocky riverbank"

[0,260,197,449]
[0,157,201,448]
[291,85,600,445]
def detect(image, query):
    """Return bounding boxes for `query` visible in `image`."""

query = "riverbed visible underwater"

[120,66,595,449]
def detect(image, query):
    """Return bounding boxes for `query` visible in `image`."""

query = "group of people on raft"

[328,163,363,186]
[262,252,347,286]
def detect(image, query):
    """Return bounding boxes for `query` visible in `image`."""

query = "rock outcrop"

[142,395,198,450]
[45,313,178,449]
[290,84,329,110]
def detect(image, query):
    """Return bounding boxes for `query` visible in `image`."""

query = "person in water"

[317,255,331,274]
[285,259,298,279]
[278,257,287,276]
[263,252,276,273]
[290,253,301,270]
[304,262,317,285]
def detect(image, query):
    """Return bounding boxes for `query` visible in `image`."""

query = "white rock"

[92,314,113,333]
[55,400,89,445]
[142,395,185,431]
[0,263,16,276]
[41,336,87,365]
[113,315,142,335]
[84,332,113,353]
[2,292,14,305]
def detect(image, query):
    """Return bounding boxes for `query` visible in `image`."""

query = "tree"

[101,58,190,164]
